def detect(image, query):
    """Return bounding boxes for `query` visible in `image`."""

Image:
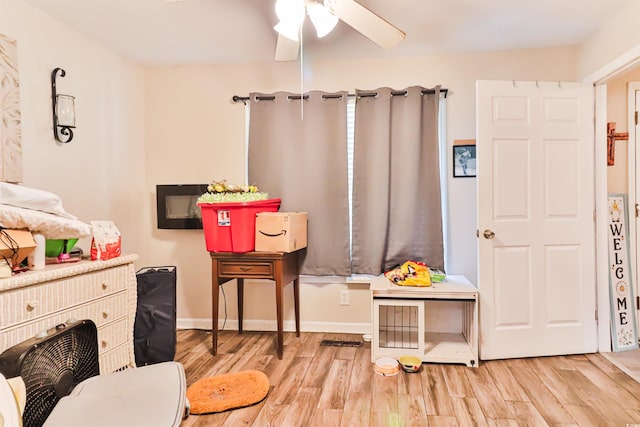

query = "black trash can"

[134,266,177,366]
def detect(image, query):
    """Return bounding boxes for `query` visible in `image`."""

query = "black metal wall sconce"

[51,67,76,143]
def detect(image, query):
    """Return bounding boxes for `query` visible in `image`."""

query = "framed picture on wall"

[453,145,476,178]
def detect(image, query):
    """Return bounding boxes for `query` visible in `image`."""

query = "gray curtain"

[248,91,351,275]
[351,86,444,274]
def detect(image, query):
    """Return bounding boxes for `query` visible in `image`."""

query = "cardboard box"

[255,212,307,252]
[0,229,36,269]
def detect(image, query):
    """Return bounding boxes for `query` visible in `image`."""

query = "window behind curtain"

[247,91,351,276]
[249,88,447,276]
[351,87,444,274]
[346,95,448,274]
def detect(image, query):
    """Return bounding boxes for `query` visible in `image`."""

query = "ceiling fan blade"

[327,0,405,50]
[274,34,300,61]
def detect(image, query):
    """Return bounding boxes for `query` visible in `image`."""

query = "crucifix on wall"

[607,122,629,166]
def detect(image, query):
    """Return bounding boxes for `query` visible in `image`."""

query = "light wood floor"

[175,329,640,426]
[602,347,640,384]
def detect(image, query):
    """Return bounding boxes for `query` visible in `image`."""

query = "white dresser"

[0,254,138,374]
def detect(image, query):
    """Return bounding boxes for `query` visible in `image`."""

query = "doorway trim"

[629,82,640,337]
[586,46,640,353]
[594,84,611,352]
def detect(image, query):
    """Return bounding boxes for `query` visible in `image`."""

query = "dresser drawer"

[0,292,128,353]
[97,317,128,354]
[218,261,274,278]
[84,292,128,328]
[0,266,128,328]
[99,343,134,373]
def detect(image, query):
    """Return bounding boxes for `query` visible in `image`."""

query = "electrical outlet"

[340,289,350,306]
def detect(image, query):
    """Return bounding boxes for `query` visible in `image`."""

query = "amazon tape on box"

[255,212,307,252]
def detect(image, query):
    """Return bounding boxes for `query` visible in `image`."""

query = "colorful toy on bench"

[384,261,432,287]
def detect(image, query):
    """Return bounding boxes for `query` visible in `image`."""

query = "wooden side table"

[210,250,301,359]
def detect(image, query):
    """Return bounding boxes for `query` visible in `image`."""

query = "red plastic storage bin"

[198,199,281,253]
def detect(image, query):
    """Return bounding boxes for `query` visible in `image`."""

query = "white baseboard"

[177,318,371,335]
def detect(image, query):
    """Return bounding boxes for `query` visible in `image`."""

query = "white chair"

[43,362,188,427]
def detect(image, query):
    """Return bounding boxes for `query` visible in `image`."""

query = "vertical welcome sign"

[607,195,639,351]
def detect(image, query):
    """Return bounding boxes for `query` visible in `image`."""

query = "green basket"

[45,239,79,257]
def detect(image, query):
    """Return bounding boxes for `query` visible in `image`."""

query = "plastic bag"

[90,220,121,260]
[384,261,432,287]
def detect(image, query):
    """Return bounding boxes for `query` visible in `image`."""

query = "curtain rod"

[232,88,448,104]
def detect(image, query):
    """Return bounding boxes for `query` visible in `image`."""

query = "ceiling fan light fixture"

[274,0,305,41]
[274,20,301,42]
[307,2,338,38]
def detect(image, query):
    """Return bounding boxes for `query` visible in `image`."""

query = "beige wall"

[606,68,640,194]
[578,0,640,80]
[0,1,147,258]
[144,49,578,331]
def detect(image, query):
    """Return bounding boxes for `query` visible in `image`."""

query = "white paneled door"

[477,80,597,360]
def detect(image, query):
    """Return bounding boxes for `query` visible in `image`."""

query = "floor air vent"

[320,340,362,347]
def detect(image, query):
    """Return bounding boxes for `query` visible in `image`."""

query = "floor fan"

[0,320,188,427]
[0,320,100,427]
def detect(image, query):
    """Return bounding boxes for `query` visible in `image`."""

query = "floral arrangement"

[197,179,269,203]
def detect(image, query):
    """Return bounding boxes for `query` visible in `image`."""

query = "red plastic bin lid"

[197,198,281,209]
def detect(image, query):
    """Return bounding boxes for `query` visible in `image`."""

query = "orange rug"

[186,370,270,414]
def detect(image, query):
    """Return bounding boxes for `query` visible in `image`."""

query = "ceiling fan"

[164,0,406,62]
[273,0,406,61]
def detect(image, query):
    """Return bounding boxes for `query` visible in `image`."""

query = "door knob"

[483,229,495,239]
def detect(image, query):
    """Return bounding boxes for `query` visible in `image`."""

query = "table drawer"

[218,261,274,278]
[0,266,128,328]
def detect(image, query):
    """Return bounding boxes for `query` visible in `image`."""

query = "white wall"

[0,0,146,258]
[144,48,579,331]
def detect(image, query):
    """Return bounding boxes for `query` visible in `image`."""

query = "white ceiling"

[22,0,634,66]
